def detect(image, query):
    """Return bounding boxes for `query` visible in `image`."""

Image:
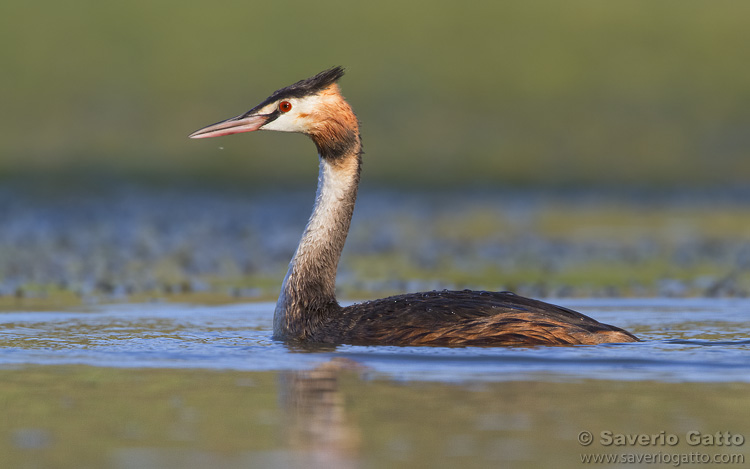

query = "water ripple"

[0,298,748,383]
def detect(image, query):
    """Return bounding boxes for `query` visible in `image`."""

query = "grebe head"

[189,66,358,159]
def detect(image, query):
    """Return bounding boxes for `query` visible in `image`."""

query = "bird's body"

[290,290,636,346]
[190,67,638,346]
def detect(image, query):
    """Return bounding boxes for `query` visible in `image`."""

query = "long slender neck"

[273,142,362,340]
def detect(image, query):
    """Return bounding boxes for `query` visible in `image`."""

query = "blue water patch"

[0,298,748,383]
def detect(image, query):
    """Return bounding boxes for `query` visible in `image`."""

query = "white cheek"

[261,118,301,133]
[261,95,327,133]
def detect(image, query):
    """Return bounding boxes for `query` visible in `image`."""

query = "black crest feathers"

[240,67,346,120]
[269,66,345,102]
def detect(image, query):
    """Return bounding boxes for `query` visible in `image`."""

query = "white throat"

[273,155,360,339]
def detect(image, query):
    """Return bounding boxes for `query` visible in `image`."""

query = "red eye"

[279,101,292,113]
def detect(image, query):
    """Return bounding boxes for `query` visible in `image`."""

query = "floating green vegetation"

[0,189,747,310]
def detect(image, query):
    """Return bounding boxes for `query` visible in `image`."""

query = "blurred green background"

[3,0,749,189]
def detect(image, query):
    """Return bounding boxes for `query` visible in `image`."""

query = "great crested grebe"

[189,67,638,346]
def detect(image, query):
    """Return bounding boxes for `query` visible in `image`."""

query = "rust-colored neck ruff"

[308,84,360,160]
[273,97,362,340]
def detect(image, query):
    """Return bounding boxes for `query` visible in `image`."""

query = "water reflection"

[1,364,749,468]
[280,358,364,469]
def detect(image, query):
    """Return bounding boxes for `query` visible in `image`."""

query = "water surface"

[1,299,748,468]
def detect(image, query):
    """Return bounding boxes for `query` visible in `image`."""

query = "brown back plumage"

[311,290,638,346]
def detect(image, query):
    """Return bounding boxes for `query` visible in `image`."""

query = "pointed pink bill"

[188,113,268,139]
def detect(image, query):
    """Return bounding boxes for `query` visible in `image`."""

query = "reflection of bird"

[190,67,638,346]
[279,359,363,469]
